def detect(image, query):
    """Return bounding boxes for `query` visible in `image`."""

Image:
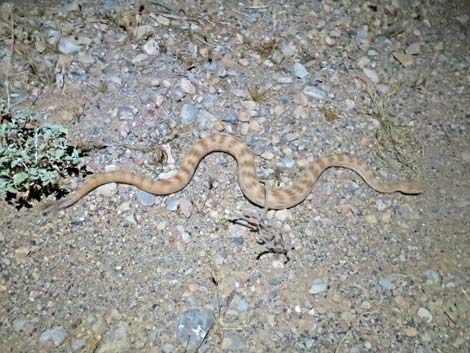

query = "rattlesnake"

[41,134,424,214]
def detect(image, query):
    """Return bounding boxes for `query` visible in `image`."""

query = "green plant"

[0,97,85,208]
[247,85,270,104]
[363,84,423,175]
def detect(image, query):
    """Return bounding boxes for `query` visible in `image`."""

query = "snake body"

[41,134,424,214]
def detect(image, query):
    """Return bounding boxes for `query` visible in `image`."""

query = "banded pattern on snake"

[41,134,424,214]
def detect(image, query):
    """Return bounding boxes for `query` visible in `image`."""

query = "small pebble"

[71,338,86,351]
[58,38,81,54]
[14,319,30,332]
[76,53,95,64]
[46,29,61,45]
[162,343,176,353]
[273,105,285,116]
[214,254,225,266]
[404,327,418,337]
[281,157,295,169]
[176,308,214,349]
[156,15,171,26]
[304,338,315,349]
[249,120,262,133]
[77,36,91,46]
[275,209,291,221]
[108,75,122,86]
[397,204,419,220]
[241,100,258,112]
[131,53,148,63]
[365,214,378,224]
[273,74,294,84]
[453,336,466,348]
[178,199,193,218]
[284,133,298,142]
[232,236,244,246]
[180,78,196,95]
[363,68,379,83]
[406,42,421,55]
[14,247,30,258]
[261,151,274,160]
[281,42,296,56]
[356,26,369,41]
[238,58,249,66]
[303,86,327,100]
[125,214,137,225]
[177,225,192,243]
[209,64,224,77]
[375,199,390,211]
[222,113,239,123]
[379,277,396,290]
[165,198,180,211]
[119,120,130,137]
[455,14,469,24]
[171,88,184,102]
[324,36,336,46]
[236,297,249,312]
[137,190,156,206]
[91,316,107,335]
[293,63,309,78]
[423,270,441,285]
[345,99,355,109]
[180,103,199,125]
[417,307,433,323]
[134,25,154,40]
[96,183,117,197]
[117,106,136,120]
[197,110,216,129]
[143,39,160,55]
[95,321,129,353]
[39,326,67,348]
[357,56,370,68]
[308,278,328,294]
[221,332,246,351]
[269,278,281,286]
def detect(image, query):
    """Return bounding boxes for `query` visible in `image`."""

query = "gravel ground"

[0,0,469,352]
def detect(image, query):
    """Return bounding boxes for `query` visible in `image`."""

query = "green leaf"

[11,159,20,168]
[54,149,65,159]
[13,172,29,185]
[6,185,17,193]
[0,100,86,202]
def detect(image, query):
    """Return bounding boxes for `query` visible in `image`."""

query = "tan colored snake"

[41,134,424,214]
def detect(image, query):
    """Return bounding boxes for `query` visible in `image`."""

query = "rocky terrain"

[0,0,469,352]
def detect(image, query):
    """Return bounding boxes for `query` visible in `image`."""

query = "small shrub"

[0,98,85,208]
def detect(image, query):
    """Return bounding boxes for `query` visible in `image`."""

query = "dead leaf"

[324,109,338,122]
[393,51,413,67]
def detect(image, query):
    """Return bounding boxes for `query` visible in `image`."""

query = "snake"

[41,134,424,214]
